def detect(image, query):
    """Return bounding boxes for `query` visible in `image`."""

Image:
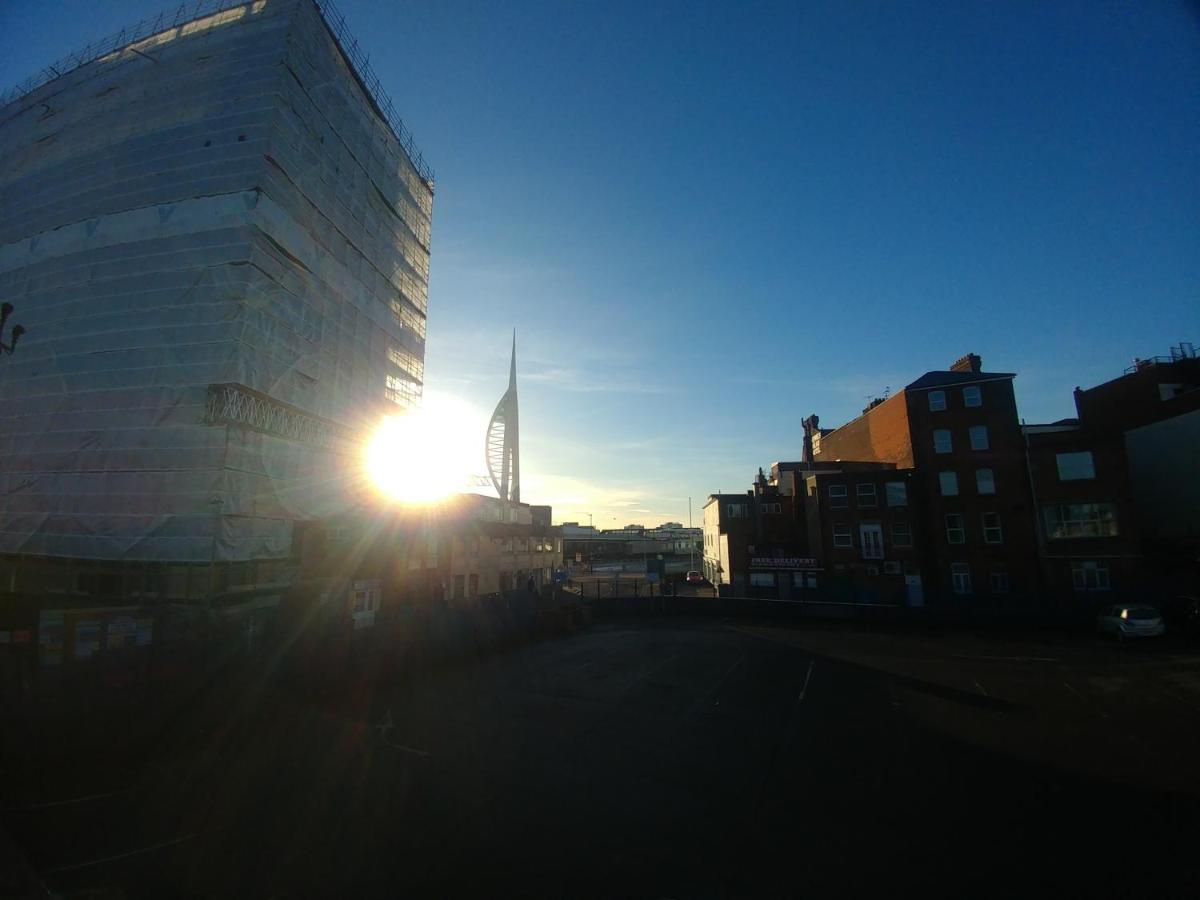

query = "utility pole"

[688,496,695,571]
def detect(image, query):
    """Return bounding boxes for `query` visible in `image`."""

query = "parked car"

[1161,596,1200,637]
[1096,604,1165,640]
[685,571,705,585]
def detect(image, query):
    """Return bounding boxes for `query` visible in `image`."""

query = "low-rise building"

[703,470,806,595]
[563,521,700,572]
[800,465,923,605]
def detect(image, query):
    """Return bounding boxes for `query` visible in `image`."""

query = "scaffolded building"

[0,0,433,604]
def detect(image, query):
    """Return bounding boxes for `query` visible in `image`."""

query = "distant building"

[564,521,700,572]
[294,494,562,615]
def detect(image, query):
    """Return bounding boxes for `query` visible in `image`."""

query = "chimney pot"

[951,353,982,373]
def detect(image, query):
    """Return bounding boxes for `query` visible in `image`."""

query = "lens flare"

[363,394,481,504]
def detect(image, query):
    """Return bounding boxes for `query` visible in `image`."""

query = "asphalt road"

[6,619,1200,898]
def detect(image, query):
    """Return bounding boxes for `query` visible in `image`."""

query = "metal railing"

[312,0,434,187]
[0,0,434,187]
[204,382,355,448]
[0,0,251,108]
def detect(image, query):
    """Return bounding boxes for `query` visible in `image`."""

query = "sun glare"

[364,394,482,505]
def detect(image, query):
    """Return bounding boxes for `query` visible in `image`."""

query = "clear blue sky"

[3,0,1198,527]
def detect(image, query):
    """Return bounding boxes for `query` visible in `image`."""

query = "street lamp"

[1,303,26,356]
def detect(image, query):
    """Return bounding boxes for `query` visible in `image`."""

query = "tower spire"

[485,330,521,503]
[509,329,517,388]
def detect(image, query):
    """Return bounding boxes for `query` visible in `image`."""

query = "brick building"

[1023,422,1141,604]
[812,354,1040,608]
[798,465,923,605]
[1066,343,1200,593]
[702,470,805,596]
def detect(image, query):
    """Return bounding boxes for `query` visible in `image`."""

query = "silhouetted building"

[1065,343,1200,593]
[702,469,807,596]
[812,354,1040,608]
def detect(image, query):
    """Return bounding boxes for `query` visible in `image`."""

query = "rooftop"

[905,370,1016,392]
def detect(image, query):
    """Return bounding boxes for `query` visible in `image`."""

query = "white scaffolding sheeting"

[0,0,433,563]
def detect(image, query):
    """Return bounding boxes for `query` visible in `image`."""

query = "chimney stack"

[950,353,982,373]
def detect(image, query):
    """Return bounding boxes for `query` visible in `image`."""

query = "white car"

[1096,604,1164,640]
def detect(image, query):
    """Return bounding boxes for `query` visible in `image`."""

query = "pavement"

[3,619,1199,898]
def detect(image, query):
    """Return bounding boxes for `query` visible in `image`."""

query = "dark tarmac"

[5,619,1200,898]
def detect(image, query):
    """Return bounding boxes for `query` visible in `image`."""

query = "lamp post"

[1,303,26,356]
[688,496,694,572]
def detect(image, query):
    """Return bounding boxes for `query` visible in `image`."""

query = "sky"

[2,0,1198,528]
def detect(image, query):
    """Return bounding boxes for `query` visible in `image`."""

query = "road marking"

[952,654,1059,663]
[973,678,989,697]
[5,787,132,813]
[45,833,198,874]
[797,660,815,701]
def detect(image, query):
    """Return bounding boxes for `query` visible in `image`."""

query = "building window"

[856,483,877,508]
[934,429,952,453]
[928,391,947,411]
[963,386,982,408]
[749,572,776,587]
[828,484,848,508]
[1072,561,1111,591]
[859,523,884,559]
[976,468,995,495]
[832,524,852,548]
[792,572,819,589]
[891,522,912,547]
[939,471,959,496]
[886,481,907,507]
[883,561,902,575]
[1043,503,1118,539]
[951,563,972,595]
[760,502,782,514]
[945,514,965,544]
[453,574,464,600]
[969,425,989,450]
[726,504,747,518]
[989,569,1009,593]
[1056,451,1096,481]
[982,512,1003,544]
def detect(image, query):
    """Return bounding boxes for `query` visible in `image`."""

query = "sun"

[363,393,482,504]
